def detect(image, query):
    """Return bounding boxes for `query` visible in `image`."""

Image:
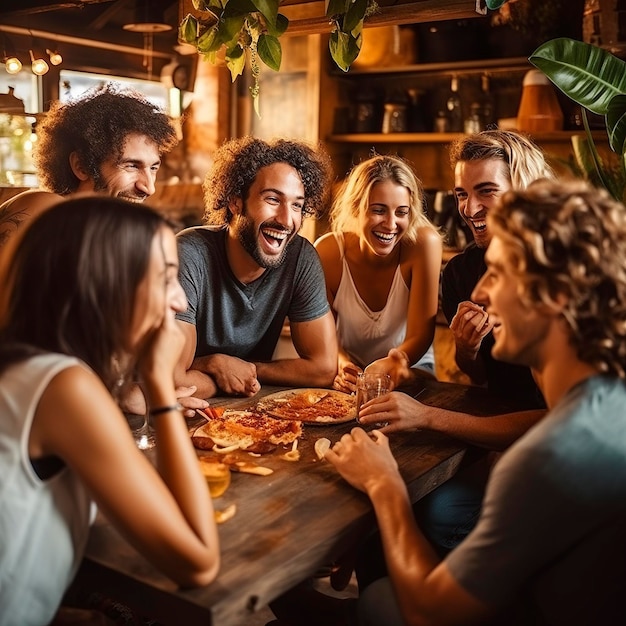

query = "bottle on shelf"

[479,73,496,130]
[464,102,482,134]
[381,90,408,133]
[446,75,463,132]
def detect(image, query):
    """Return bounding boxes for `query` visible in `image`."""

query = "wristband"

[150,403,183,417]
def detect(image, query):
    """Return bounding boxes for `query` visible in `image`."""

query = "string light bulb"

[46,48,62,66]
[4,55,22,74]
[30,49,49,75]
[2,34,22,74]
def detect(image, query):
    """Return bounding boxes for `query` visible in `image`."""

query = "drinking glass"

[126,412,155,450]
[356,372,392,427]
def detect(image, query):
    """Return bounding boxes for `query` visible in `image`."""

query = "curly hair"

[329,154,439,245]
[449,129,555,189]
[489,179,626,379]
[0,196,170,396]
[202,136,332,224]
[34,82,178,194]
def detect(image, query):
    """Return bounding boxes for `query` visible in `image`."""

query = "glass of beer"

[199,460,231,498]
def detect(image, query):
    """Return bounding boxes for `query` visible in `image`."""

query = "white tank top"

[0,353,94,626]
[332,234,435,369]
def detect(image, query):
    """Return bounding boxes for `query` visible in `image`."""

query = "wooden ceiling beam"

[0,1,115,17]
[282,0,483,36]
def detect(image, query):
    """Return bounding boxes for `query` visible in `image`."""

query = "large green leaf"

[529,38,626,116]
[607,95,626,155]
[343,0,368,34]
[225,44,246,81]
[266,13,288,38]
[257,34,282,71]
[222,0,257,17]
[326,0,350,18]
[178,15,199,44]
[196,25,221,53]
[251,0,278,28]
[329,30,361,72]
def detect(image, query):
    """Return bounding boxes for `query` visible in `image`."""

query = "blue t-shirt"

[447,375,626,625]
[176,226,329,361]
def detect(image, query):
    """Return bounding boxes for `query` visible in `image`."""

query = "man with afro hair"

[0,81,178,250]
[174,136,338,398]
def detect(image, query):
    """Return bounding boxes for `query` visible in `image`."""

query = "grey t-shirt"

[446,375,626,625]
[176,226,330,361]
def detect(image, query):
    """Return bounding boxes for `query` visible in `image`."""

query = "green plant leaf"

[222,0,257,17]
[225,44,246,81]
[266,13,288,37]
[326,0,350,18]
[329,30,361,72]
[529,38,626,116]
[179,15,199,44]
[257,33,282,71]
[343,0,368,34]
[485,0,509,9]
[221,14,247,43]
[250,0,278,28]
[193,0,210,10]
[607,95,626,155]
[197,25,221,52]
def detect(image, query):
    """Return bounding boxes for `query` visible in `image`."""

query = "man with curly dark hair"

[0,82,178,250]
[174,136,338,398]
[326,178,626,626]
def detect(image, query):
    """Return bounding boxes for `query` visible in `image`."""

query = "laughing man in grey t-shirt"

[175,137,337,399]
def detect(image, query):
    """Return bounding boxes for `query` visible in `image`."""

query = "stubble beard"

[235,208,294,270]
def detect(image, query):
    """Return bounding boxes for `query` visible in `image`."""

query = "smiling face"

[471,235,552,369]
[129,226,187,350]
[80,133,161,202]
[454,158,511,249]
[231,162,305,270]
[359,180,411,257]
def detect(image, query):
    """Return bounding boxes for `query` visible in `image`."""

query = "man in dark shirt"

[442,130,554,409]
[174,136,338,398]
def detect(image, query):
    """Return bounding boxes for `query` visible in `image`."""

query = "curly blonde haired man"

[327,179,626,626]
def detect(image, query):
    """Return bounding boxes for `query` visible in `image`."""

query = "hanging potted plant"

[178,0,379,115]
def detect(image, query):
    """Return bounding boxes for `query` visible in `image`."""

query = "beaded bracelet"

[149,403,183,417]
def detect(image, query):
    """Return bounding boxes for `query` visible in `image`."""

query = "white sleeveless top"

[0,353,94,626]
[332,234,435,370]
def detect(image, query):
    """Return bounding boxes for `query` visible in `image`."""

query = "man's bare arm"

[255,312,338,388]
[358,392,546,450]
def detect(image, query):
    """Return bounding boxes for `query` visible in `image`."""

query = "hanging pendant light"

[47,48,63,66]
[123,1,172,80]
[30,49,49,76]
[1,34,22,74]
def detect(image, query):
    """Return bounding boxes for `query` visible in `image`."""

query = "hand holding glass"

[356,372,392,427]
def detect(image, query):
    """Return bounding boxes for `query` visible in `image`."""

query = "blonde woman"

[315,155,442,392]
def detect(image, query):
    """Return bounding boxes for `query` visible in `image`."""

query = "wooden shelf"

[282,0,482,37]
[327,131,607,144]
[331,57,532,78]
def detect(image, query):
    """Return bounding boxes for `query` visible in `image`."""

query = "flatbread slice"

[193,407,302,451]
[258,389,356,424]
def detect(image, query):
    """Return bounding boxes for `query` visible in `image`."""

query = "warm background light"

[30,49,49,75]
[47,49,62,65]
[4,56,22,74]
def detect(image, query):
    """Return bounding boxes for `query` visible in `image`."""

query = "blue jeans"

[413,456,488,556]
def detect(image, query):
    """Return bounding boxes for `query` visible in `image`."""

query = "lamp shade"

[30,49,49,75]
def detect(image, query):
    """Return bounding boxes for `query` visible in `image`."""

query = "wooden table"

[71,378,519,625]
